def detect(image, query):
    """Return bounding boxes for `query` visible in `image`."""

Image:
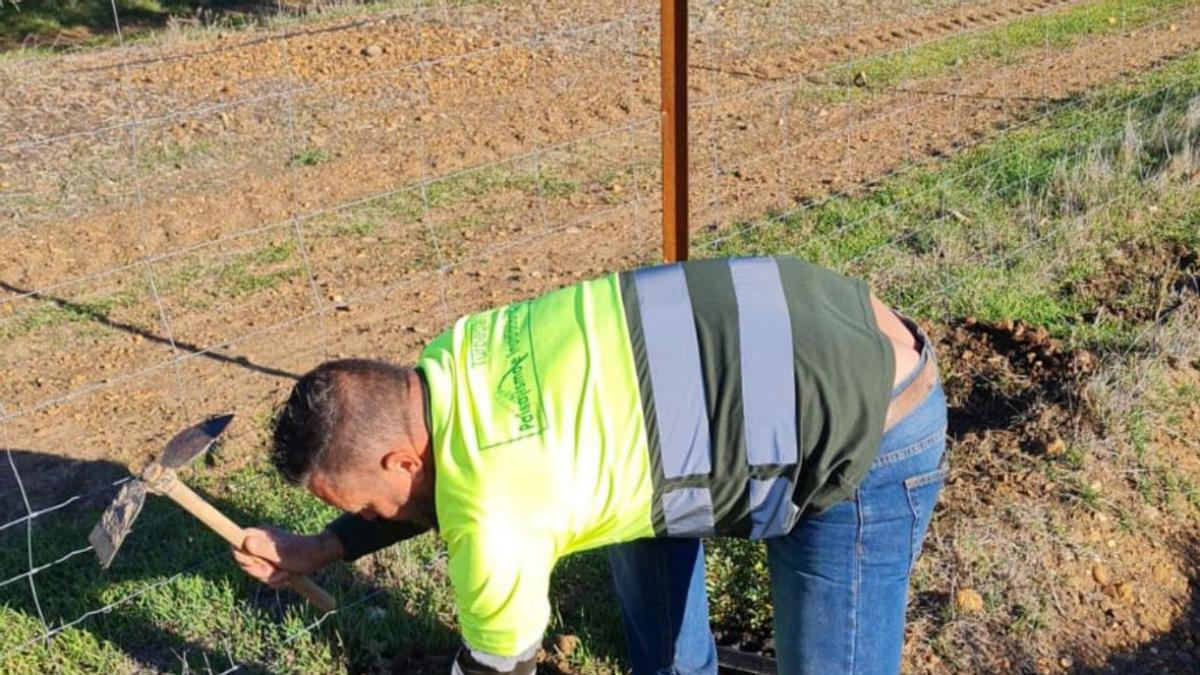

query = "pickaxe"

[88,414,337,612]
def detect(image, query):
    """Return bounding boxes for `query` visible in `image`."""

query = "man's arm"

[233,517,428,587]
[444,526,553,675]
[324,514,430,561]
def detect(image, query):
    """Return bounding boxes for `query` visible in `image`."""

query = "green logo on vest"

[466,300,545,448]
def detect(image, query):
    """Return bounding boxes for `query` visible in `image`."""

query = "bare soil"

[901,245,1197,673]
[4,3,1197,464]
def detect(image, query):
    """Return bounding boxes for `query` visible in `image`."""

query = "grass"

[709,47,1200,353]
[308,163,580,236]
[0,238,304,344]
[0,0,497,55]
[427,165,578,211]
[137,139,215,172]
[0,0,182,49]
[289,147,329,168]
[0,290,140,342]
[816,0,1187,95]
[296,161,582,276]
[162,238,302,308]
[215,240,301,298]
[0,457,623,673]
[331,220,383,238]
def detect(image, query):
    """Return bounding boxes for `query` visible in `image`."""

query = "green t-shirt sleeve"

[445,524,555,657]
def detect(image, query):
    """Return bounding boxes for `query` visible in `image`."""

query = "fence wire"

[1,0,1197,671]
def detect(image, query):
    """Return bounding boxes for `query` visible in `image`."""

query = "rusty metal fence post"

[661,0,689,263]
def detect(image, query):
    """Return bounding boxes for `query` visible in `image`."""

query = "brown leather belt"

[883,350,939,432]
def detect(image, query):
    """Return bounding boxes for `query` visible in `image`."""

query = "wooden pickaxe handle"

[159,477,338,612]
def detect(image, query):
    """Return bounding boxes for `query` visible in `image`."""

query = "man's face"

[308,458,413,521]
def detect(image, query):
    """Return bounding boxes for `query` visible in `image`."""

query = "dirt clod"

[1042,436,1067,457]
[1093,564,1111,586]
[955,588,985,614]
[552,633,579,658]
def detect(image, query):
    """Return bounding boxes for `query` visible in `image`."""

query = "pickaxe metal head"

[88,414,234,569]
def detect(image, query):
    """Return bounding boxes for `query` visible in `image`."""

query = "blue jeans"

[608,350,948,675]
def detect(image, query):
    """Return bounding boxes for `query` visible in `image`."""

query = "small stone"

[1116,581,1134,602]
[362,44,383,57]
[1169,23,1179,32]
[1060,656,1074,668]
[1093,564,1111,586]
[1043,437,1066,457]
[954,588,984,614]
[1071,349,1097,372]
[553,634,579,657]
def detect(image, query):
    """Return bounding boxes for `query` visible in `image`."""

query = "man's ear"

[381,448,421,475]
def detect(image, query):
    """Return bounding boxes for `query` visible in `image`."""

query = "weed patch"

[822,0,1187,94]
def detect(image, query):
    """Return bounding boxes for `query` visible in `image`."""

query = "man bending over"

[232,255,947,675]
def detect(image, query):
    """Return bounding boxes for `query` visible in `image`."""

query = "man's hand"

[232,526,344,589]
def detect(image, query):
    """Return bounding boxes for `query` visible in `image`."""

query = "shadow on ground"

[0,448,453,673]
[0,0,290,51]
[0,280,300,380]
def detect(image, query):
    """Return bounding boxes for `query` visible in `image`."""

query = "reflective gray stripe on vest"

[729,257,797,467]
[662,486,716,537]
[631,266,711,479]
[748,477,800,539]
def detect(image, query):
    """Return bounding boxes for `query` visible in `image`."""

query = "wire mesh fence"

[2,0,1198,672]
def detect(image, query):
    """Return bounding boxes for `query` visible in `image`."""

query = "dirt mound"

[935,316,1098,454]
[904,243,1200,674]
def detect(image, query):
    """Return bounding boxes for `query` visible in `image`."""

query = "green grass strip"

[0,456,626,674]
[709,47,1200,350]
[0,0,497,55]
[836,0,1188,91]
